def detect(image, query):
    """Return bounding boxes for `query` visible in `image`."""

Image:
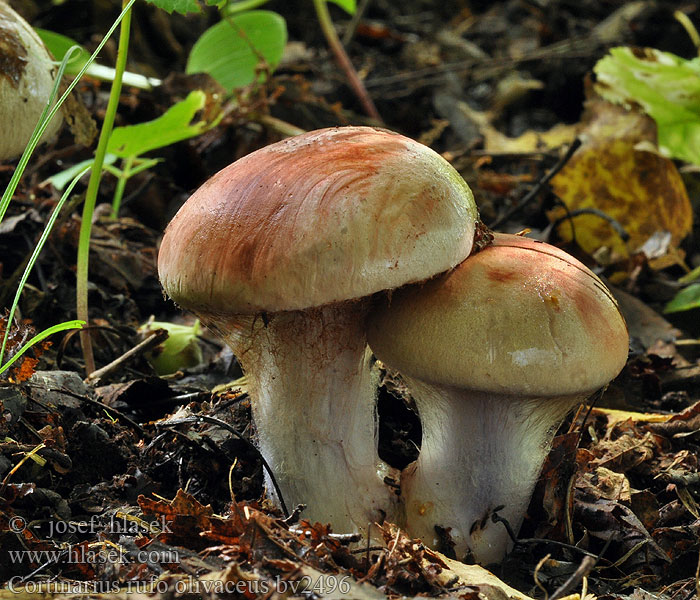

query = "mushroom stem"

[210,301,397,534]
[401,380,580,564]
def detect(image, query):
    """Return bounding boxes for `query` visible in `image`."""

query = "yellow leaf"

[550,99,692,260]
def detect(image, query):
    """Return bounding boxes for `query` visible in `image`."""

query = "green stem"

[76,0,132,375]
[111,155,134,218]
[311,0,382,122]
[0,166,91,368]
[674,11,700,56]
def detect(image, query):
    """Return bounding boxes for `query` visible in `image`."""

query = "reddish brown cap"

[367,233,629,397]
[158,127,478,315]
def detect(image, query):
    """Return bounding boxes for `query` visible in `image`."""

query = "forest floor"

[1,0,700,598]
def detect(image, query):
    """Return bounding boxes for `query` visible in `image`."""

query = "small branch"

[550,207,630,244]
[342,0,372,46]
[256,114,306,137]
[312,0,382,123]
[84,328,168,385]
[27,384,146,435]
[489,138,581,230]
[163,414,290,519]
[491,506,518,542]
[549,555,596,600]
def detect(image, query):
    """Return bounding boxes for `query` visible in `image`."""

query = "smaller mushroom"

[0,1,63,161]
[367,233,628,564]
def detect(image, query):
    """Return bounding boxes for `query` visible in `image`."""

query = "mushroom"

[367,233,628,563]
[158,126,479,534]
[0,1,62,161]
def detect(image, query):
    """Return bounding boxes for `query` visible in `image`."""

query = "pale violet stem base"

[400,379,580,564]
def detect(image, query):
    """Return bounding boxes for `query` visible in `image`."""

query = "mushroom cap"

[158,127,478,315]
[367,233,629,397]
[0,2,63,161]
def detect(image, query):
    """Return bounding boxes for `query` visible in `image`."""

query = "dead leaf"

[550,99,692,261]
[589,431,659,472]
[436,554,535,600]
[579,467,632,502]
[590,407,672,427]
[609,285,681,350]
[457,100,578,153]
[534,432,579,542]
[648,400,700,436]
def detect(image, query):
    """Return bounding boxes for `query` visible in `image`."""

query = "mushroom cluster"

[158,127,628,562]
[158,126,479,535]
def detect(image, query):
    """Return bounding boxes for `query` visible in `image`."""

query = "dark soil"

[1,0,700,597]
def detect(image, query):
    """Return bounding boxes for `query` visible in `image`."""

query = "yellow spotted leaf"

[550,99,692,260]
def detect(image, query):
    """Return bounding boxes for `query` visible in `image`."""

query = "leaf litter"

[2,0,700,598]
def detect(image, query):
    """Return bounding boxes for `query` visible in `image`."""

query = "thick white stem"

[401,380,579,564]
[211,302,397,535]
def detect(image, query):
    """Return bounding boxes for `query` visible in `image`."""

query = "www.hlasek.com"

[7,546,180,567]
[6,575,354,595]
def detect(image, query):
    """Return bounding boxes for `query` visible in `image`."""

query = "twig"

[491,505,517,542]
[282,504,306,524]
[365,35,608,92]
[26,384,146,435]
[549,555,596,600]
[12,549,69,584]
[288,526,361,544]
[534,553,552,600]
[549,535,613,600]
[56,324,132,370]
[0,442,46,496]
[514,538,599,558]
[386,527,401,560]
[489,138,581,229]
[550,207,630,244]
[351,545,385,554]
[312,0,382,122]
[84,329,168,385]
[256,114,306,137]
[575,387,606,448]
[342,0,372,46]
[163,414,289,518]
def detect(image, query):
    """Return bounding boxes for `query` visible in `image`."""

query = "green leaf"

[327,0,356,15]
[46,155,121,191]
[0,321,85,376]
[107,90,217,158]
[664,283,700,313]
[594,46,700,166]
[140,319,203,375]
[35,29,90,75]
[186,10,287,92]
[143,0,201,15]
[221,0,270,14]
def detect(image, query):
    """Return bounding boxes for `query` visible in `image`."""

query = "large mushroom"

[367,233,628,563]
[0,1,62,161]
[158,127,479,534]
